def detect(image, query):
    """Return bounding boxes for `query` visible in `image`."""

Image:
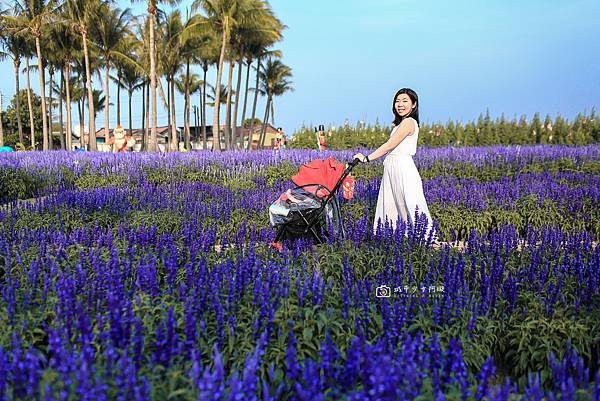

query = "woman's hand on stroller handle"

[352,153,369,164]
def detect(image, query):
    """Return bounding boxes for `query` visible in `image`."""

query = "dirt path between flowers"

[214,239,598,254]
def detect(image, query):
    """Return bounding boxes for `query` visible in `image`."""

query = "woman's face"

[394,93,415,117]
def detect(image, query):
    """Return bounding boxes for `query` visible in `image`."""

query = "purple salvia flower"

[286,320,300,382]
[197,345,226,401]
[134,377,150,401]
[592,369,600,401]
[476,357,496,400]
[294,360,324,401]
[524,373,545,401]
[226,371,243,401]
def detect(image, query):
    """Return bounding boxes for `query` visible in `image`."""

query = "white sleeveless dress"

[373,117,434,236]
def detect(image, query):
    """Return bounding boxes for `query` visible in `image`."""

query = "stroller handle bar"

[349,158,362,168]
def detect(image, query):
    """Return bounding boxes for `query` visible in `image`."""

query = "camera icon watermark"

[375,283,445,299]
[375,285,391,298]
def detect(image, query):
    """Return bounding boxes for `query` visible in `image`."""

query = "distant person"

[274,127,287,151]
[353,88,435,238]
[274,127,282,151]
[316,125,326,152]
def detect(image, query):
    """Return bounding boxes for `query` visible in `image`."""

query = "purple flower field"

[0,145,599,400]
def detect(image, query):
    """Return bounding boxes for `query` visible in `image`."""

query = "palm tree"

[24,51,36,147]
[192,33,219,150]
[191,0,282,151]
[111,32,140,128]
[131,0,179,152]
[90,3,132,142]
[44,36,60,148]
[190,0,240,150]
[246,48,276,150]
[7,0,58,150]
[91,88,108,120]
[257,58,292,149]
[178,9,212,149]
[0,28,27,144]
[115,62,144,136]
[244,47,281,150]
[223,57,235,149]
[159,9,184,152]
[45,22,70,148]
[0,92,3,147]
[206,84,230,105]
[0,34,6,147]
[50,22,81,150]
[50,24,81,150]
[66,74,84,146]
[230,4,283,149]
[132,16,151,150]
[206,82,231,144]
[176,72,202,150]
[65,0,102,150]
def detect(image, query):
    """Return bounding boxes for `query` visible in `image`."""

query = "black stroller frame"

[274,158,360,245]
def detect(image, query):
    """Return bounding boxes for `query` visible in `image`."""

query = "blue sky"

[1,0,599,132]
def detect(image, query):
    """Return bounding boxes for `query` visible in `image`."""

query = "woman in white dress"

[353,88,435,238]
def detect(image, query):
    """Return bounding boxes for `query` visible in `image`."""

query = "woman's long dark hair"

[392,88,419,126]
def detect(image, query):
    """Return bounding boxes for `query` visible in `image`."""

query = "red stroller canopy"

[291,157,347,198]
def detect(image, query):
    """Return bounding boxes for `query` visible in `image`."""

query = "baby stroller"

[269,157,359,248]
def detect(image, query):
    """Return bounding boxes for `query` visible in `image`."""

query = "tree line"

[290,109,600,149]
[0,0,293,151]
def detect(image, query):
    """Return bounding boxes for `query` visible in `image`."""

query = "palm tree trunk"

[79,68,85,147]
[104,59,111,142]
[195,103,199,149]
[141,82,146,150]
[184,59,191,150]
[259,97,270,149]
[232,55,243,150]
[240,57,251,148]
[247,57,261,150]
[212,21,229,152]
[170,77,177,152]
[48,68,54,149]
[184,88,191,150]
[82,31,96,151]
[58,70,65,150]
[35,36,49,151]
[78,98,82,148]
[25,58,35,148]
[202,64,207,150]
[0,94,4,147]
[166,76,172,150]
[14,59,24,144]
[145,81,150,150]
[116,66,121,126]
[65,63,73,151]
[128,89,133,138]
[149,6,158,152]
[224,61,234,150]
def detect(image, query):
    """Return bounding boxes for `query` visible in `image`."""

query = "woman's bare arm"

[365,118,415,162]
